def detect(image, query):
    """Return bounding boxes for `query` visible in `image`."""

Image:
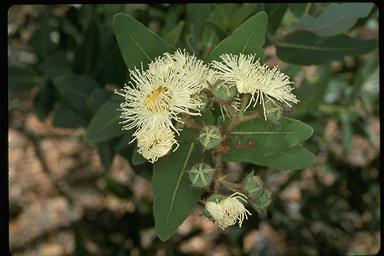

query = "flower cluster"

[115,50,210,162]
[116,50,298,162]
[211,53,299,120]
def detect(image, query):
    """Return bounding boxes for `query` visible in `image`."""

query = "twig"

[16,127,75,206]
[213,153,223,193]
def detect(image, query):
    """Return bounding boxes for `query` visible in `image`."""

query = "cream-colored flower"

[115,49,211,136]
[205,192,252,229]
[136,126,178,163]
[211,53,299,120]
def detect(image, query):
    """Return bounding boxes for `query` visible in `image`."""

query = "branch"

[16,127,75,206]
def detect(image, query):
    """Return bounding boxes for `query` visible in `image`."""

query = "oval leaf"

[296,3,374,37]
[208,12,267,61]
[228,117,313,150]
[84,96,125,143]
[223,117,314,170]
[276,31,377,65]
[163,21,185,46]
[53,74,99,115]
[153,142,204,241]
[224,144,315,170]
[113,13,173,69]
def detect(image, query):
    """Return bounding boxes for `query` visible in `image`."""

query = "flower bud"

[188,163,215,188]
[212,81,238,102]
[244,173,264,199]
[264,99,283,123]
[198,125,223,150]
[244,172,272,213]
[252,190,272,211]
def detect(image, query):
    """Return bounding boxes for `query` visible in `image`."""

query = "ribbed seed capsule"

[198,125,223,150]
[188,163,215,188]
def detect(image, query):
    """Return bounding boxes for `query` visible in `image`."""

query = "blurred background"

[8,4,379,256]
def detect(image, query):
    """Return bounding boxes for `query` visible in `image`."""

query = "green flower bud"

[244,172,272,213]
[212,81,237,102]
[252,190,272,211]
[198,125,223,150]
[264,100,283,123]
[188,163,215,188]
[244,173,264,199]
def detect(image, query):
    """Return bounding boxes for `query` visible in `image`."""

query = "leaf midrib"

[276,42,366,52]
[231,131,301,135]
[165,142,195,225]
[122,23,152,62]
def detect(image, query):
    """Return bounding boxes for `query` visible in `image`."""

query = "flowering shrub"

[113,11,312,241]
[9,3,378,250]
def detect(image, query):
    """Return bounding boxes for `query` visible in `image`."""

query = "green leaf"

[114,135,134,153]
[86,88,113,113]
[265,4,288,33]
[84,96,125,144]
[222,118,314,170]
[97,141,115,171]
[163,21,185,46]
[224,144,315,170]
[74,19,99,75]
[178,128,199,143]
[93,25,127,85]
[207,12,267,61]
[52,100,88,128]
[38,52,72,80]
[205,20,227,41]
[131,145,147,166]
[276,31,377,65]
[228,3,258,31]
[53,74,99,115]
[292,68,330,117]
[288,4,310,18]
[160,5,185,35]
[153,141,203,241]
[33,81,58,120]
[186,4,214,52]
[113,13,173,69]
[31,14,57,60]
[227,117,313,150]
[296,3,374,37]
[8,66,42,92]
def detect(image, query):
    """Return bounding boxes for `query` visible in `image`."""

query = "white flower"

[136,126,179,163]
[211,53,299,120]
[205,192,252,229]
[116,49,211,135]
